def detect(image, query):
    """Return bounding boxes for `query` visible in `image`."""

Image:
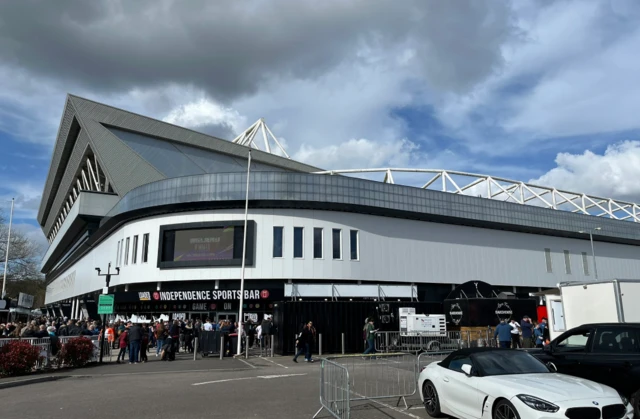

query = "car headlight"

[618,391,629,406]
[516,394,560,413]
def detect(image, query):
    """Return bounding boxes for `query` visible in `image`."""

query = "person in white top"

[203,318,213,332]
[509,319,521,348]
[255,324,262,348]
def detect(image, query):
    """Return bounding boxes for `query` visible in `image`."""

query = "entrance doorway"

[218,312,237,323]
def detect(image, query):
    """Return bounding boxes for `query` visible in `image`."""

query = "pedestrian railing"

[0,335,113,371]
[314,358,350,419]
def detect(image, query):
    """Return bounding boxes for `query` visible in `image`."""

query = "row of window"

[273,227,359,260]
[116,233,150,267]
[544,248,589,275]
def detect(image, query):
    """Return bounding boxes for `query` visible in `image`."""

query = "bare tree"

[0,210,46,306]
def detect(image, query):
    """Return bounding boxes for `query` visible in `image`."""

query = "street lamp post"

[237,149,251,356]
[95,263,120,363]
[2,198,14,299]
[579,227,601,279]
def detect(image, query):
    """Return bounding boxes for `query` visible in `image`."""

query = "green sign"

[98,294,114,315]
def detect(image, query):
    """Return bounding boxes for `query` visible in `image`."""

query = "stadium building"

[40,95,640,323]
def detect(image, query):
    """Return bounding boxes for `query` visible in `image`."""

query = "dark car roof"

[576,323,640,328]
[440,347,513,363]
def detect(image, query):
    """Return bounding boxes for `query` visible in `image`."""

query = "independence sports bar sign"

[138,289,270,302]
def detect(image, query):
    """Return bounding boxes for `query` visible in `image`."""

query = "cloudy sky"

[2,0,640,247]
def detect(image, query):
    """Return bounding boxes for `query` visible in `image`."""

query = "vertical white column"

[71,299,76,319]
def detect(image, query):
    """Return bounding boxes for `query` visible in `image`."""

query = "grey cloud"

[0,0,513,101]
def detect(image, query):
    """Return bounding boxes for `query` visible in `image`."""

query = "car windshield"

[473,350,550,376]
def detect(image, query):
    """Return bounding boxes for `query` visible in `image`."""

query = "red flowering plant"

[0,340,42,377]
[58,337,95,368]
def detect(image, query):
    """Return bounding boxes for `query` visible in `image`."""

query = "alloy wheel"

[423,383,437,415]
[495,403,518,419]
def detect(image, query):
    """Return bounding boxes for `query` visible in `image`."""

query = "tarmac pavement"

[0,352,437,419]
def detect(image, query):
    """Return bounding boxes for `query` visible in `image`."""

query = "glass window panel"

[313,228,323,259]
[142,233,149,263]
[293,227,303,258]
[273,226,283,258]
[332,229,342,260]
[350,230,359,260]
[132,235,139,264]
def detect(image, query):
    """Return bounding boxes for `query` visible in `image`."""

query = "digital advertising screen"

[158,220,255,269]
[172,227,235,261]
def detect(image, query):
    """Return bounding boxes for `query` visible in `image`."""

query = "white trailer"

[542,279,640,341]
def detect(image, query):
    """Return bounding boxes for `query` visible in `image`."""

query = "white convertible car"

[418,348,633,419]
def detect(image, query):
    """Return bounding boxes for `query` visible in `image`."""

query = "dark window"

[273,227,283,258]
[157,221,255,268]
[116,240,121,267]
[447,356,472,373]
[313,228,323,259]
[142,233,149,263]
[350,230,359,260]
[472,351,549,376]
[544,248,552,273]
[124,237,130,265]
[293,227,303,258]
[132,235,139,264]
[582,252,589,275]
[593,328,640,354]
[554,329,592,353]
[332,229,342,259]
[564,250,571,274]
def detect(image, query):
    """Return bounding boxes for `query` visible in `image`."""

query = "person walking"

[494,320,512,348]
[293,321,316,363]
[363,318,378,355]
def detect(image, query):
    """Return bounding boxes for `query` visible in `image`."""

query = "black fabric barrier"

[443,298,538,327]
[274,301,443,355]
[199,330,221,355]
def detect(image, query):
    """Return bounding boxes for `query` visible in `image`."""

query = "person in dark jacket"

[494,320,512,348]
[127,322,142,364]
[140,324,149,362]
[169,320,180,354]
[293,321,315,363]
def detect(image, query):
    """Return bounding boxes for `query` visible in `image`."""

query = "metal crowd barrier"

[375,331,464,353]
[314,358,350,419]
[0,335,113,370]
[375,329,498,353]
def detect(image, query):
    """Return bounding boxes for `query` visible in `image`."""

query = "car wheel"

[429,341,440,352]
[493,399,521,419]
[422,380,443,418]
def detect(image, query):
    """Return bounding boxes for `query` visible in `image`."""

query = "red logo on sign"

[153,292,160,300]
[210,304,217,310]
[261,290,269,299]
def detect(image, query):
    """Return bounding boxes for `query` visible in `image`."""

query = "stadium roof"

[38,94,320,240]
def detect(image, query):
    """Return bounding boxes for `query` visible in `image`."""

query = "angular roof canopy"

[38,95,321,238]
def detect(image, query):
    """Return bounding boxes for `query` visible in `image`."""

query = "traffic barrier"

[313,358,350,419]
[416,351,450,377]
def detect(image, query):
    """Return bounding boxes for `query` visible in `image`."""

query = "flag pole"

[236,150,251,356]
[2,198,14,299]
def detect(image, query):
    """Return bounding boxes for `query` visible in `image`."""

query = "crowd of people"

[494,316,551,349]
[0,317,102,338]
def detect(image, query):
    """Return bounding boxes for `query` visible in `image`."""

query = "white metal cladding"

[44,208,640,304]
[315,168,640,222]
[284,283,417,299]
